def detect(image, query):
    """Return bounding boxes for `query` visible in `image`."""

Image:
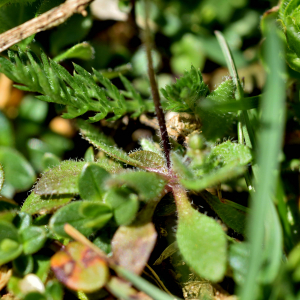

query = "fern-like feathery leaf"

[0,48,154,122]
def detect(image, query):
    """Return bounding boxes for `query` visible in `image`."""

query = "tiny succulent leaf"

[51,241,109,292]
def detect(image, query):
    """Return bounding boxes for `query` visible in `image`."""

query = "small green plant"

[1,0,300,300]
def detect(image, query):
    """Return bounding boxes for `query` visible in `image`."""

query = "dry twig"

[0,0,94,53]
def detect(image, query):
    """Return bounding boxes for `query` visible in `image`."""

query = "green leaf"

[104,187,139,225]
[0,111,14,147]
[129,150,167,173]
[0,163,3,192]
[78,163,110,201]
[45,280,63,300]
[172,142,252,192]
[53,42,95,62]
[20,226,47,255]
[0,146,36,192]
[161,65,210,113]
[50,13,93,55]
[13,212,32,230]
[174,185,227,282]
[42,153,61,171]
[33,255,51,283]
[0,220,23,265]
[24,292,47,300]
[106,171,167,201]
[34,161,86,196]
[229,242,249,285]
[0,0,35,7]
[79,121,143,168]
[215,31,255,149]
[0,196,18,212]
[84,146,94,162]
[239,23,286,300]
[13,254,34,276]
[21,192,72,215]
[49,201,112,238]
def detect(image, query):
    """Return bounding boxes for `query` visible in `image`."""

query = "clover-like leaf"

[51,241,109,292]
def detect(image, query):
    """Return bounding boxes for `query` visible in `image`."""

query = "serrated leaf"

[51,241,109,293]
[106,171,167,201]
[78,163,110,201]
[49,201,112,238]
[20,226,47,255]
[0,147,36,192]
[21,192,72,215]
[174,185,227,282]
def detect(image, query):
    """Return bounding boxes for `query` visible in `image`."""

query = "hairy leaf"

[21,192,72,215]
[174,185,227,282]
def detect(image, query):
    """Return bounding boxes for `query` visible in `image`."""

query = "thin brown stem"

[0,0,94,53]
[143,0,171,170]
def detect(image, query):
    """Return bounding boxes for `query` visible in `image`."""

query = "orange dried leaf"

[51,241,109,293]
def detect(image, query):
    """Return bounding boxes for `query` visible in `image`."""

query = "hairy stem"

[143,0,171,170]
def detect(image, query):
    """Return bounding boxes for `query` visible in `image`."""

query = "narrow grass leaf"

[239,23,286,300]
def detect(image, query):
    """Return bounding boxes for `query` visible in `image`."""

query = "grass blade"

[239,22,286,300]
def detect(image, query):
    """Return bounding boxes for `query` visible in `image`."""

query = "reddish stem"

[144,0,171,170]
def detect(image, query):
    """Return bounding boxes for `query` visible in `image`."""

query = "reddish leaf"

[51,242,109,292]
[112,223,157,274]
